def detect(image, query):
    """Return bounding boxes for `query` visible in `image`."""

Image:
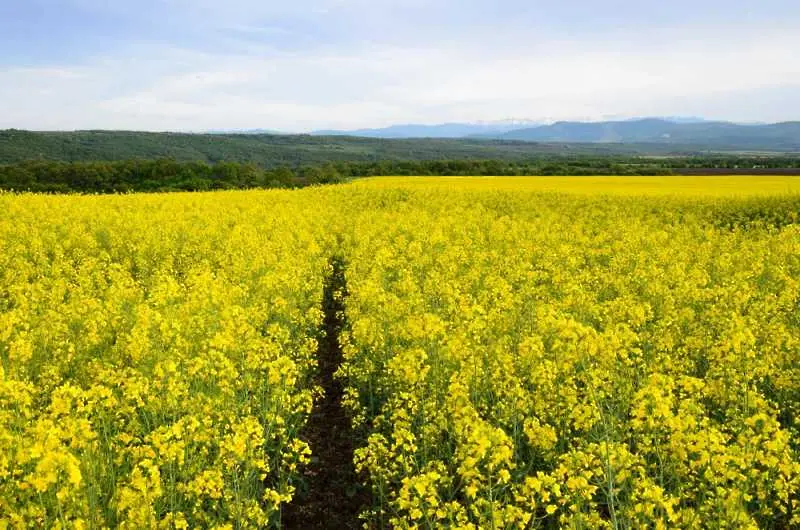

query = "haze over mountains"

[310,118,699,138]
[306,118,800,151]
[311,120,541,139]
[484,119,800,145]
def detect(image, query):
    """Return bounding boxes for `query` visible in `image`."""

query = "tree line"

[1,157,799,193]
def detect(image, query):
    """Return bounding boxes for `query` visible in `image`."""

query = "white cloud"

[2,25,800,131]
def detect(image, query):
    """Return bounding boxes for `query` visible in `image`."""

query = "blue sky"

[1,0,799,131]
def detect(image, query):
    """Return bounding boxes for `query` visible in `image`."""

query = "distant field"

[353,175,800,196]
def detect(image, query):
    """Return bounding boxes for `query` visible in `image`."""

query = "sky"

[1,0,799,131]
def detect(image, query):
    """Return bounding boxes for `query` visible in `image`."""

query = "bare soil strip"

[282,258,368,529]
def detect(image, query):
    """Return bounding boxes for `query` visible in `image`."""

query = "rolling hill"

[0,129,719,166]
[1,119,798,167]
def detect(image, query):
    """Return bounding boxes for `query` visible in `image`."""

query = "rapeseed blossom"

[339,178,800,528]
[3,177,800,528]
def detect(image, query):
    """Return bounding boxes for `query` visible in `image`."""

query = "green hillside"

[0,129,758,166]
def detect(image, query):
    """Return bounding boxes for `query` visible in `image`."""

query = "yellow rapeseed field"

[2,176,800,529]
[352,175,800,196]
[0,191,334,528]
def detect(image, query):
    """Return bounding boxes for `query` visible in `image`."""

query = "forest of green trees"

[3,128,800,193]
[2,157,800,193]
[0,129,699,166]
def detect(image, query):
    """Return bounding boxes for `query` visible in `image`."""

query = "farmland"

[2,176,800,528]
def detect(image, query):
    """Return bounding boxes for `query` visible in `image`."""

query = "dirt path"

[282,258,368,529]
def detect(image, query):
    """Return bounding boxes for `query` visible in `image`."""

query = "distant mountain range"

[304,118,800,151]
[308,117,708,138]
[484,119,800,146]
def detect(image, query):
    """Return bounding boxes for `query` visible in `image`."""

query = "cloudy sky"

[1,0,799,131]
